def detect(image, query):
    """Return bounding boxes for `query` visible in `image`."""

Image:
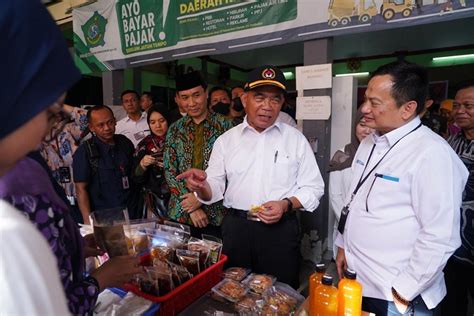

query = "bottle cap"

[344,269,357,279]
[315,263,326,273]
[321,275,333,285]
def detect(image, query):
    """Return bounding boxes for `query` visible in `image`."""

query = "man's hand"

[91,255,144,291]
[336,246,348,280]
[257,200,287,224]
[83,234,105,258]
[177,168,207,192]
[181,193,202,213]
[189,208,209,228]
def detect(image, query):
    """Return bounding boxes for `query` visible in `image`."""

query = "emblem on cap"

[261,68,276,80]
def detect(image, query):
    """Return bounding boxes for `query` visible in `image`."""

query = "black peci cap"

[244,65,287,92]
[175,71,207,92]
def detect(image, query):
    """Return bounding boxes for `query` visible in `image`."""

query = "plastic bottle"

[309,263,326,315]
[337,269,362,316]
[313,275,338,316]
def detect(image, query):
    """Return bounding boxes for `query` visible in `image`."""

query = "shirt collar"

[241,116,283,135]
[184,112,210,127]
[125,111,147,122]
[372,116,421,147]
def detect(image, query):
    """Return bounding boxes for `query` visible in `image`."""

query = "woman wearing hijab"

[328,109,373,258]
[0,1,142,314]
[133,105,171,219]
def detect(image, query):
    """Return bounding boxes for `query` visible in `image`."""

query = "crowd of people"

[1,1,473,316]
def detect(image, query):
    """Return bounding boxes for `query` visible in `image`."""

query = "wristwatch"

[283,198,293,213]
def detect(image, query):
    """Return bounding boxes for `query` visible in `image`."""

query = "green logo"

[82,11,107,48]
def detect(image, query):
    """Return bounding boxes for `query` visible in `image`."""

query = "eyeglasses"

[43,103,71,144]
[453,103,474,111]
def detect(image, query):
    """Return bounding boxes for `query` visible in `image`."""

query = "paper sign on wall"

[296,96,331,120]
[296,64,332,90]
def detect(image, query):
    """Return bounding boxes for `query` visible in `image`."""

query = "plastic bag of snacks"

[167,261,192,287]
[187,237,211,271]
[158,222,190,244]
[211,279,249,303]
[175,249,201,276]
[201,234,223,266]
[242,274,276,294]
[223,267,251,282]
[145,262,175,296]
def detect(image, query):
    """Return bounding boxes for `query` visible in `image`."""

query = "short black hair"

[142,91,154,101]
[209,86,231,100]
[121,90,139,100]
[86,105,114,122]
[371,61,428,115]
[456,80,474,93]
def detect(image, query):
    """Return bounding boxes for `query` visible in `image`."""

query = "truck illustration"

[328,0,416,26]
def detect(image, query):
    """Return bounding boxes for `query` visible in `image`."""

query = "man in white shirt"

[116,90,150,147]
[178,66,325,288]
[335,61,468,315]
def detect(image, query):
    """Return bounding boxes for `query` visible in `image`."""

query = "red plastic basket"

[124,254,228,316]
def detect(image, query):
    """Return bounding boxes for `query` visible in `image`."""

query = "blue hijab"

[0,0,81,139]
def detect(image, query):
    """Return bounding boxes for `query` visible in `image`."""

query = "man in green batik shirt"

[164,71,233,238]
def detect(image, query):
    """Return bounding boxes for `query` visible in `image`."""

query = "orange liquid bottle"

[337,269,362,316]
[309,263,326,315]
[313,275,338,316]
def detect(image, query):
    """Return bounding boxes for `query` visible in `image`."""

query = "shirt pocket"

[365,172,402,215]
[271,150,298,188]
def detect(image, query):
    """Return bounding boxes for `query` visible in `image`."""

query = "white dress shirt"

[116,112,150,147]
[202,118,324,212]
[276,111,297,127]
[0,200,70,315]
[335,116,468,308]
[329,163,353,256]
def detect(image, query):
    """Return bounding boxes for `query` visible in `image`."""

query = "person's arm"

[75,182,91,224]
[72,145,92,224]
[391,145,467,302]
[292,138,325,211]
[163,127,191,209]
[329,170,345,221]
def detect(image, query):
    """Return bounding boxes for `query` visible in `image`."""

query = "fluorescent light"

[283,71,294,80]
[335,72,369,77]
[432,54,474,62]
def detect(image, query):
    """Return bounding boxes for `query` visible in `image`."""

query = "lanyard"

[345,123,422,208]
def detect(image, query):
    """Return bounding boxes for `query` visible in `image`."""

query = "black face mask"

[213,102,230,116]
[232,97,244,112]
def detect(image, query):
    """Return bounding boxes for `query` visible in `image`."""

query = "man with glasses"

[334,61,467,315]
[164,71,233,239]
[442,81,474,316]
[177,66,324,289]
[116,90,150,147]
[73,105,136,224]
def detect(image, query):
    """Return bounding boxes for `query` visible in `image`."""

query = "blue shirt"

[73,135,135,212]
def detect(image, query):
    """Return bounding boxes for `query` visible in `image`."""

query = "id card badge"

[337,206,350,234]
[122,176,130,189]
[134,131,145,141]
[58,167,71,183]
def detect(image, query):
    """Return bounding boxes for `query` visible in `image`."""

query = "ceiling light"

[432,54,474,62]
[283,71,294,80]
[335,72,369,77]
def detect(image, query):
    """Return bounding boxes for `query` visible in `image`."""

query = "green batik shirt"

[164,112,233,226]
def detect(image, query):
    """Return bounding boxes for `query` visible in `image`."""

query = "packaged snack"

[176,249,200,276]
[187,238,211,271]
[242,274,276,294]
[249,204,265,215]
[145,264,174,296]
[167,261,192,287]
[137,273,159,296]
[211,279,249,303]
[151,245,174,262]
[223,267,251,282]
[158,223,190,244]
[261,282,304,315]
[202,234,223,266]
[234,292,264,313]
